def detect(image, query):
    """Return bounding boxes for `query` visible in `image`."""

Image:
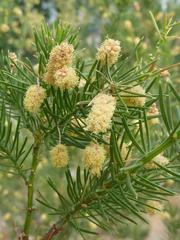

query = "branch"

[41,125,180,239]
[21,131,42,240]
[42,223,63,240]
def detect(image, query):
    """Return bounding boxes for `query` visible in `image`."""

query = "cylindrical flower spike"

[86,93,116,134]
[50,144,69,168]
[24,85,46,113]
[96,38,121,66]
[54,66,78,90]
[122,85,146,107]
[45,42,74,85]
[84,143,106,176]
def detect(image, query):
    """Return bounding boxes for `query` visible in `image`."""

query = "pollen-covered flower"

[45,42,74,85]
[50,144,69,168]
[147,103,159,125]
[84,143,106,176]
[54,66,78,89]
[145,154,169,169]
[146,200,163,215]
[24,85,46,113]
[96,38,121,66]
[122,85,146,107]
[86,93,116,133]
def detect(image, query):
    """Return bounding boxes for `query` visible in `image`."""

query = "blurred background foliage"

[0,0,179,239]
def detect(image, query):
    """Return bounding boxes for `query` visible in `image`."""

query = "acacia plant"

[0,21,180,239]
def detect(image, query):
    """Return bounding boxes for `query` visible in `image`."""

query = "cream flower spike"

[24,85,46,113]
[54,66,78,90]
[84,142,106,176]
[96,38,121,66]
[45,42,74,85]
[86,93,116,134]
[50,144,69,168]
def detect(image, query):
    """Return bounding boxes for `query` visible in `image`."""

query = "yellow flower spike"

[50,144,69,168]
[84,142,106,176]
[24,85,46,113]
[86,93,116,134]
[45,42,74,85]
[96,38,121,66]
[54,66,78,90]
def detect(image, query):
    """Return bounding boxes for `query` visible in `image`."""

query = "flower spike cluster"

[24,85,46,113]
[84,142,106,176]
[45,41,78,89]
[86,93,116,134]
[54,66,78,89]
[50,144,69,168]
[96,38,121,66]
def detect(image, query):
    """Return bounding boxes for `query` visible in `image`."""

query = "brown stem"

[42,223,64,240]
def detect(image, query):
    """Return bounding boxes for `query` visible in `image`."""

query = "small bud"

[78,78,86,88]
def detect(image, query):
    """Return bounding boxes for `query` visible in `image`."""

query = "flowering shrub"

[0,20,179,240]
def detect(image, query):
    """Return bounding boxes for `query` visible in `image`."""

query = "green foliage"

[0,12,180,240]
[0,103,32,181]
